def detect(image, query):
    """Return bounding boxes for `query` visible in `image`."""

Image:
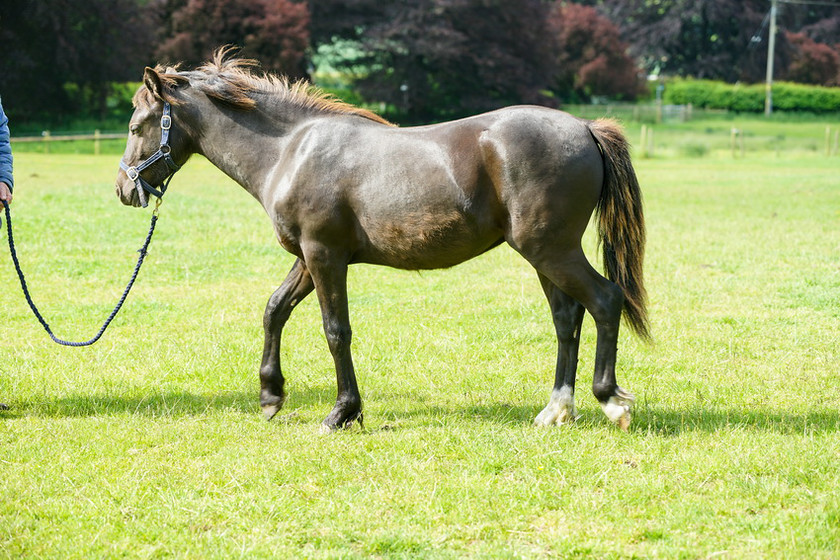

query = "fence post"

[94,129,101,156]
[731,128,740,158]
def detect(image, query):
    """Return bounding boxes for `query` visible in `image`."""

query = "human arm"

[0,99,14,203]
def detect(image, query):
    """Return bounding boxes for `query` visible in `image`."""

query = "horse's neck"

[194,103,303,204]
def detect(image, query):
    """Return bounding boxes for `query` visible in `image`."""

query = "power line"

[778,0,840,6]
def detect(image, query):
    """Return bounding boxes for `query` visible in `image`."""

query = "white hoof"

[600,387,635,431]
[534,387,578,427]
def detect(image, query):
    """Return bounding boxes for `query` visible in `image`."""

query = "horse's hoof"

[534,387,577,427]
[320,410,364,433]
[600,387,635,430]
[617,414,631,432]
[262,404,282,421]
[260,390,286,421]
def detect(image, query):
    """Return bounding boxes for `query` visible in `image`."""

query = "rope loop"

[2,199,160,347]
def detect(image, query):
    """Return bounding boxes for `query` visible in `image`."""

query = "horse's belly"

[353,211,502,270]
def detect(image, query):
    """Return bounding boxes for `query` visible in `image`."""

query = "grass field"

[1,140,839,558]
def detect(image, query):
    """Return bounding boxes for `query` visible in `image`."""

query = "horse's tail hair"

[587,118,650,341]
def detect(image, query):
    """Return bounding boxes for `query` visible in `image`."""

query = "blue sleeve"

[0,98,14,191]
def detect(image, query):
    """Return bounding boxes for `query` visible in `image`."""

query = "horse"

[115,50,649,432]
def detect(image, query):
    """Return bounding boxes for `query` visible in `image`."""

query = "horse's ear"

[144,67,164,100]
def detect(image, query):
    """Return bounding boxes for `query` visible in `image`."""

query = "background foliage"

[0,0,839,123]
[665,78,840,113]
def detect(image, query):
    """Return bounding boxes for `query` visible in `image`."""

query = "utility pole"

[765,0,778,115]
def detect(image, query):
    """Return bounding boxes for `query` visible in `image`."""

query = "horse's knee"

[324,322,352,353]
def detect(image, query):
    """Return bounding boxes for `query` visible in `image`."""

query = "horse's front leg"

[302,245,363,431]
[260,258,314,420]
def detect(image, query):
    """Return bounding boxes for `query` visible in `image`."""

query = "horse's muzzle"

[115,181,142,207]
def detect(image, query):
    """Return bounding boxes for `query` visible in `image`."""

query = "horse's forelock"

[132,66,188,109]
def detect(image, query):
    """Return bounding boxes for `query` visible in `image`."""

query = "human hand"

[0,181,11,204]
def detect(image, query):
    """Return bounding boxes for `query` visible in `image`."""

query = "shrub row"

[664,79,840,113]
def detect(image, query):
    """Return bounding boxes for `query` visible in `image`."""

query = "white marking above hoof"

[534,387,578,427]
[600,387,635,431]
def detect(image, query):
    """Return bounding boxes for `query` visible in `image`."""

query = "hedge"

[664,79,840,113]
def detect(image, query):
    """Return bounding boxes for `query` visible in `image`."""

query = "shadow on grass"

[5,388,839,435]
[366,397,840,436]
[632,405,840,436]
[0,390,259,419]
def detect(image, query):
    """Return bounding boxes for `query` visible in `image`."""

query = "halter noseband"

[119,102,180,208]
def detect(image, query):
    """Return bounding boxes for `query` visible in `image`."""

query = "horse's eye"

[130,124,141,135]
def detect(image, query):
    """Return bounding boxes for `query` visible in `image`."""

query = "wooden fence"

[11,130,125,155]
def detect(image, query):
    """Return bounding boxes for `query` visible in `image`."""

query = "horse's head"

[116,67,193,207]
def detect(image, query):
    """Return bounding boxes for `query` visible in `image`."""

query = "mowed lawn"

[0,147,838,559]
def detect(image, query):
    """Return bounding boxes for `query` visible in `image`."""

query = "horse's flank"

[133,49,393,126]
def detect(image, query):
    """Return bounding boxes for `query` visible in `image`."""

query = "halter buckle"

[160,115,172,130]
[126,166,139,181]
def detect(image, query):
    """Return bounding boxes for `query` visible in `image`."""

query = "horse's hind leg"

[260,258,314,420]
[534,273,585,426]
[531,249,635,430]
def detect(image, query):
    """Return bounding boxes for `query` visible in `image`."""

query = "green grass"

[1,142,839,558]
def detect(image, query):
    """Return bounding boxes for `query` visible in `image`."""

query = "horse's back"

[271,107,603,270]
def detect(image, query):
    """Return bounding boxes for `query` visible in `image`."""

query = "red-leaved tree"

[153,0,310,79]
[784,31,840,86]
[548,2,642,102]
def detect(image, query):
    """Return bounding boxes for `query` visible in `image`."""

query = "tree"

[153,0,310,79]
[585,0,840,85]
[308,0,555,122]
[784,31,840,86]
[548,2,642,102]
[590,0,771,82]
[0,0,157,122]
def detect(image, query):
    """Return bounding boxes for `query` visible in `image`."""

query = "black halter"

[119,102,180,208]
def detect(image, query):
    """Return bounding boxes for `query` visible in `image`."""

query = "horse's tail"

[587,118,650,341]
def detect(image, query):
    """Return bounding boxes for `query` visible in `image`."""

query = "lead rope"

[1,198,162,347]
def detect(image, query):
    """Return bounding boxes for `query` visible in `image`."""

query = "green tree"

[310,0,555,122]
[0,0,156,122]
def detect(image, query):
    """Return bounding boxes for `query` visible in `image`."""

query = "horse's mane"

[134,47,393,126]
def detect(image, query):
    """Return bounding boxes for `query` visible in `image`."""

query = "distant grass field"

[12,109,840,159]
[1,143,839,558]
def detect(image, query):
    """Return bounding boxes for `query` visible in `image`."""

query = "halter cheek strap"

[119,102,181,208]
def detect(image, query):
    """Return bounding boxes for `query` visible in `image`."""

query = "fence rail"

[11,130,125,155]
